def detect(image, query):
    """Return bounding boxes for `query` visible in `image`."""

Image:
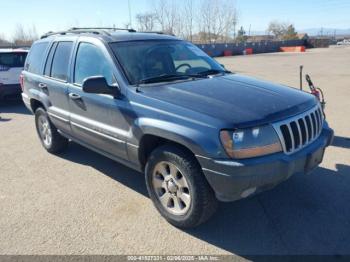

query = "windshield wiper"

[195,69,232,76]
[137,74,207,85]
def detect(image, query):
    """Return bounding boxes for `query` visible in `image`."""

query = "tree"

[197,0,239,43]
[267,20,287,39]
[267,21,298,40]
[13,24,38,46]
[153,0,180,35]
[136,12,157,31]
[283,24,298,40]
[236,26,247,42]
[183,0,195,41]
[0,33,11,46]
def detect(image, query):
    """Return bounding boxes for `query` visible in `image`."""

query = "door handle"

[69,93,82,100]
[38,83,47,89]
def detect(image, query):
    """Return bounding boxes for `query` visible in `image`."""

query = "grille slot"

[273,105,324,154]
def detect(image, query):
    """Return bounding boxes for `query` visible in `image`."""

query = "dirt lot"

[1,46,350,258]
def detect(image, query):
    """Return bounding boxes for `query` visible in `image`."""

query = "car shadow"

[332,136,350,149]
[0,97,31,116]
[59,143,148,197]
[58,143,350,257]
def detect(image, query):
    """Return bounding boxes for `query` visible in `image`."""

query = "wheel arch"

[137,133,203,172]
[30,98,46,112]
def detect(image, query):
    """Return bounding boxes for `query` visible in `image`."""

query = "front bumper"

[198,126,334,202]
[0,84,22,99]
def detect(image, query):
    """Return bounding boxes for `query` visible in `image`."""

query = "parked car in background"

[336,39,350,45]
[0,49,28,99]
[22,28,333,228]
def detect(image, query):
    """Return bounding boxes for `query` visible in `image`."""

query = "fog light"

[241,187,257,198]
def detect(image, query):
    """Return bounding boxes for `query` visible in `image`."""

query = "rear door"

[22,42,50,107]
[67,39,129,160]
[0,51,27,85]
[43,41,74,134]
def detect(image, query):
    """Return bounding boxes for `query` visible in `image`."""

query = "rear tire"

[145,144,218,228]
[35,107,68,153]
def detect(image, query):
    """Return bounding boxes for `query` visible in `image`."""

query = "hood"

[141,74,317,128]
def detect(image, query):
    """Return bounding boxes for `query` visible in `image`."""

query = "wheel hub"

[166,180,178,194]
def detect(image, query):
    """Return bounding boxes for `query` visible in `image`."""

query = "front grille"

[273,105,324,154]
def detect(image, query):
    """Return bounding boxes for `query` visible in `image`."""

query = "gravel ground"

[0,46,349,258]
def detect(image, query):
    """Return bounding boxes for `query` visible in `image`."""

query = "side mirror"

[82,76,120,97]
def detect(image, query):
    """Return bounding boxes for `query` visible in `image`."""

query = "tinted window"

[51,42,73,81]
[0,52,27,68]
[44,42,58,76]
[74,43,114,86]
[26,42,49,74]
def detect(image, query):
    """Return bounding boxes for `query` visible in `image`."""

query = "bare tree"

[197,0,238,43]
[149,0,239,42]
[163,0,179,35]
[153,0,182,36]
[136,12,157,31]
[267,21,298,40]
[153,0,167,32]
[182,0,195,41]
[0,33,11,46]
[13,24,38,46]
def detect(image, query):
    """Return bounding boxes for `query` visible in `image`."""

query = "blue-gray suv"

[21,28,334,228]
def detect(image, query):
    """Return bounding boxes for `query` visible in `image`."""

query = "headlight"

[220,125,282,159]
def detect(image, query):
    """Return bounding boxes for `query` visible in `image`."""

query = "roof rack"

[41,27,136,39]
[140,31,164,34]
[140,31,175,36]
[70,27,136,33]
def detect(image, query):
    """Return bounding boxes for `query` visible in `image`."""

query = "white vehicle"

[337,39,350,45]
[0,49,28,99]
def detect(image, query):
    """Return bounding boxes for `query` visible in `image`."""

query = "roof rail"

[41,27,136,39]
[70,27,136,33]
[140,31,175,36]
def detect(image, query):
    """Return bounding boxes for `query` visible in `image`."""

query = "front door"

[68,41,129,160]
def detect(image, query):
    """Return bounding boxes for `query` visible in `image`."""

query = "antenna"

[128,0,132,28]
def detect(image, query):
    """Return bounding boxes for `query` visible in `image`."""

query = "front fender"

[132,117,224,158]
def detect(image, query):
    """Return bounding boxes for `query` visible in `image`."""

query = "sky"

[1,0,350,39]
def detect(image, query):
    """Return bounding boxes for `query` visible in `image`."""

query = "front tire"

[145,144,218,228]
[35,107,68,153]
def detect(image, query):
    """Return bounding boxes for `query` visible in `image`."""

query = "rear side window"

[26,42,49,74]
[0,52,27,69]
[51,42,73,81]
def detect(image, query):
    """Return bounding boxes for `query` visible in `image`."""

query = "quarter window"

[74,43,114,86]
[26,42,49,74]
[51,42,73,81]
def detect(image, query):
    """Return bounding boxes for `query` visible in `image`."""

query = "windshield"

[110,40,226,85]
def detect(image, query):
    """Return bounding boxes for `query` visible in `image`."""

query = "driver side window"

[74,43,115,86]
